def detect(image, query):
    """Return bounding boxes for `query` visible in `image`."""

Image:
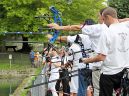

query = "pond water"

[0,78,23,96]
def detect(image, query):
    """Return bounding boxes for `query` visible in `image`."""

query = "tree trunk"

[17,35,31,53]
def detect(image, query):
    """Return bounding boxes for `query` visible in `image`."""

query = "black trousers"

[55,69,70,96]
[99,70,124,96]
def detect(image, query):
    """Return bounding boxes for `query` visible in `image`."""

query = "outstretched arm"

[119,18,129,22]
[46,34,68,42]
[47,23,81,31]
[57,36,68,42]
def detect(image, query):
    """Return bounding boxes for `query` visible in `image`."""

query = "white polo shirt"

[67,34,93,69]
[97,21,129,75]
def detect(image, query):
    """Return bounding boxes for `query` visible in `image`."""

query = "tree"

[0,0,47,52]
[42,0,106,24]
[0,0,106,52]
[108,0,129,18]
[0,0,106,32]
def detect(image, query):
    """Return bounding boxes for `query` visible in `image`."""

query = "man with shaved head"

[80,7,129,96]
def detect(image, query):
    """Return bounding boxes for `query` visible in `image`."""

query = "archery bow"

[35,6,62,43]
[49,6,62,43]
[42,6,62,57]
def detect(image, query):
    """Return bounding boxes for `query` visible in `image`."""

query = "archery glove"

[46,56,51,62]
[79,58,83,63]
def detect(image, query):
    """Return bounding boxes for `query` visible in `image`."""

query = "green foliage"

[0,0,44,32]
[0,0,105,38]
[108,0,129,18]
[40,0,106,24]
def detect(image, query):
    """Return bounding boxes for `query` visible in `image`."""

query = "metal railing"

[31,65,48,96]
[0,52,30,65]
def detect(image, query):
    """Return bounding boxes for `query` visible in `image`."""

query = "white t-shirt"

[97,21,129,75]
[81,24,108,69]
[82,24,108,51]
[67,34,93,69]
[50,56,61,74]
[63,55,68,64]
[67,34,92,49]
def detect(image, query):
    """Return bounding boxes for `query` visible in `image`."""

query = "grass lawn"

[0,63,31,70]
[0,52,43,96]
[0,52,31,70]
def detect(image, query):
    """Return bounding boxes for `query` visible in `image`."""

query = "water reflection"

[0,78,23,96]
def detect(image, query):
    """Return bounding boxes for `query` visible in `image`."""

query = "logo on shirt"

[118,32,129,52]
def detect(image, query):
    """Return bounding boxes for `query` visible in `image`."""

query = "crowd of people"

[29,50,42,68]
[33,7,129,96]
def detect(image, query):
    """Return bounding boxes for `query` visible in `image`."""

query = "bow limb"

[49,6,62,43]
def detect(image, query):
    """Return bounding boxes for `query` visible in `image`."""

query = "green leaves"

[109,0,129,18]
[0,0,106,39]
